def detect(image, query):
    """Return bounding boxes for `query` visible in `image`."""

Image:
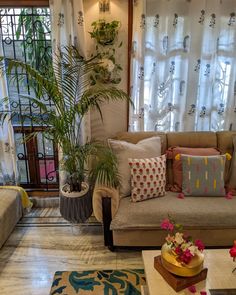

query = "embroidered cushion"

[129,155,166,202]
[167,147,220,192]
[182,154,226,196]
[108,137,161,197]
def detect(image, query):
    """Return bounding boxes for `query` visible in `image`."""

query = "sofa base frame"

[101,197,236,252]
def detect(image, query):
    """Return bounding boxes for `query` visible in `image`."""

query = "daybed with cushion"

[93,131,236,250]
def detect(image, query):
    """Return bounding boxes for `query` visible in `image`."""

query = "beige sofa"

[93,131,236,250]
[0,189,23,248]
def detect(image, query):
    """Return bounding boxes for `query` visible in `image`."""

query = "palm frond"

[0,45,130,190]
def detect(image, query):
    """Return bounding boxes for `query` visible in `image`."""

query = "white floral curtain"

[49,0,90,187]
[49,0,90,143]
[0,42,19,185]
[130,0,236,132]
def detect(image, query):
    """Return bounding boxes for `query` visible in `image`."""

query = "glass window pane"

[18,160,30,183]
[39,160,56,183]
[14,133,27,156]
[37,133,54,157]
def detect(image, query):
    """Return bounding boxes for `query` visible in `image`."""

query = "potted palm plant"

[0,46,129,222]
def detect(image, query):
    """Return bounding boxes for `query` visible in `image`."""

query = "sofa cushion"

[0,189,22,248]
[129,155,166,202]
[115,131,167,154]
[168,147,220,192]
[228,136,236,194]
[182,154,226,196]
[217,131,236,184]
[167,132,217,148]
[108,137,161,197]
[166,132,217,187]
[110,191,236,230]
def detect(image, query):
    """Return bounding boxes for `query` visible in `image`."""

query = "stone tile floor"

[0,208,143,295]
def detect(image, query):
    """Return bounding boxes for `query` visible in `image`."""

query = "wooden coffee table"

[142,249,236,295]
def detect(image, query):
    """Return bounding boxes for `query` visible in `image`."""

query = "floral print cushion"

[129,155,166,202]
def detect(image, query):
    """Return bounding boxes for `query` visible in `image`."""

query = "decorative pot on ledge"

[161,243,204,277]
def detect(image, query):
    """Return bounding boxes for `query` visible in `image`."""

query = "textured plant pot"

[60,182,89,198]
[161,243,204,277]
[60,182,92,223]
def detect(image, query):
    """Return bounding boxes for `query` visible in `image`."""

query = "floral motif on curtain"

[129,0,236,132]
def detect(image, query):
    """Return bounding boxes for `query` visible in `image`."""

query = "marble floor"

[0,215,143,295]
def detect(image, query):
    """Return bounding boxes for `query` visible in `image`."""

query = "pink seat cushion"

[168,147,220,192]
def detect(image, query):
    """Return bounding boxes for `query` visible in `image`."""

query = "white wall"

[83,0,129,140]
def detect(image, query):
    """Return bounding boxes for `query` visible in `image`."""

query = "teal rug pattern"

[50,269,145,295]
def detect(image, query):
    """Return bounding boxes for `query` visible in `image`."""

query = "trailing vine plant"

[89,19,123,85]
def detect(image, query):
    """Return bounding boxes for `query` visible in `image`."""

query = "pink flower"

[195,239,205,251]
[177,192,185,199]
[174,246,182,256]
[200,292,207,295]
[188,285,196,293]
[226,192,233,199]
[161,219,174,231]
[180,249,193,264]
[229,242,236,260]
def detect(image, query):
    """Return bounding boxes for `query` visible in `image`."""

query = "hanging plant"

[89,19,121,45]
[90,48,122,85]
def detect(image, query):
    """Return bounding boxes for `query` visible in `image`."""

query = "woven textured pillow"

[182,154,226,196]
[167,147,220,192]
[108,137,161,197]
[129,155,166,202]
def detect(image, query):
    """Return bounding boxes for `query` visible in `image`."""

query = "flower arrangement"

[161,217,205,265]
[229,240,236,273]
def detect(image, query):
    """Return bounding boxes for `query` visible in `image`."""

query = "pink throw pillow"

[129,155,166,202]
[168,147,220,192]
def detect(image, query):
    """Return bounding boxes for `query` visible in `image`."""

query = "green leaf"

[175,223,183,231]
[0,45,131,190]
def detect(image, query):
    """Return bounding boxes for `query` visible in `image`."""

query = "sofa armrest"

[92,186,120,223]
[93,186,120,250]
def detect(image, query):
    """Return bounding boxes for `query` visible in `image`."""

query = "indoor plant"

[90,49,122,85]
[89,19,123,85]
[0,46,130,218]
[89,19,120,45]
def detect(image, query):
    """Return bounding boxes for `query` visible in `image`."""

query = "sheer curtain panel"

[50,0,90,188]
[0,42,19,185]
[129,0,236,132]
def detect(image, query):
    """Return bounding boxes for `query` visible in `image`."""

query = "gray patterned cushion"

[182,154,226,196]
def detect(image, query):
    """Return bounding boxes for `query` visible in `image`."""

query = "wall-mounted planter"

[89,19,121,46]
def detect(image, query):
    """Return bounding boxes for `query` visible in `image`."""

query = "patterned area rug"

[50,269,145,295]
